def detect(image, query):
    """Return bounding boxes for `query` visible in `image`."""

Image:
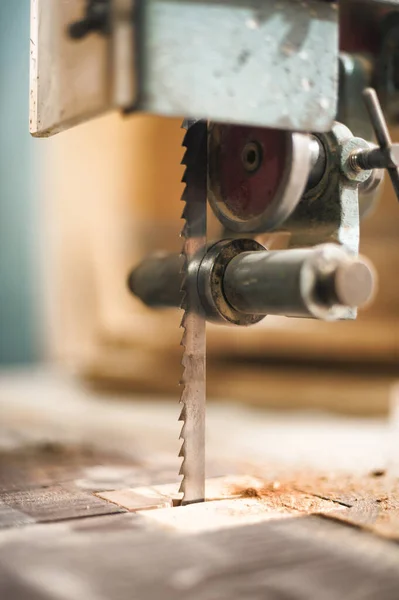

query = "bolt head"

[341,138,373,183]
[334,259,376,308]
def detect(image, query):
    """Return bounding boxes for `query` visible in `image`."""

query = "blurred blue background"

[0,0,42,364]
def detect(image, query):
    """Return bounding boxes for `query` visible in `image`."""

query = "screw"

[68,0,110,40]
[314,254,376,312]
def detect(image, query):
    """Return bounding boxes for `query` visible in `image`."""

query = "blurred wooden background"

[41,113,399,415]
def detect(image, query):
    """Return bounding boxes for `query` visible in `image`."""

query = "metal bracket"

[30,0,339,137]
[29,0,137,136]
[282,122,367,320]
[139,0,338,132]
[285,122,361,256]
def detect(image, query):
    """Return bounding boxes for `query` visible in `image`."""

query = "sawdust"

[231,481,289,501]
[240,487,262,498]
[370,469,386,478]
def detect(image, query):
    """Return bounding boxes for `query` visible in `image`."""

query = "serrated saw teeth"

[178,405,186,422]
[178,120,207,505]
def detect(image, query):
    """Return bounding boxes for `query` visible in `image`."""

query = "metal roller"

[127,252,183,308]
[207,125,314,233]
[223,244,375,322]
[129,242,376,324]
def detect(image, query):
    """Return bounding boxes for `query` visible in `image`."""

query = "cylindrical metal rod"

[350,146,397,171]
[307,135,326,190]
[128,244,376,322]
[360,87,399,203]
[223,244,375,321]
[363,88,391,150]
[128,252,183,308]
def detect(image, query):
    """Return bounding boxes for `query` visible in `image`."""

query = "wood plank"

[82,350,396,415]
[1,515,399,599]
[0,453,83,494]
[0,500,35,529]
[97,487,174,511]
[0,485,125,522]
[141,497,296,532]
[98,476,345,530]
[289,470,399,539]
[0,442,137,494]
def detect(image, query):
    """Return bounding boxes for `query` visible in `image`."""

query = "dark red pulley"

[208,123,312,233]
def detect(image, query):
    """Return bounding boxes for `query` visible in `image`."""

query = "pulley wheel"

[208,124,312,233]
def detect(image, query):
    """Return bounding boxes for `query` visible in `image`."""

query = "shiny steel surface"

[179,120,207,504]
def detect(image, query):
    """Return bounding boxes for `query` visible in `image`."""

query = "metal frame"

[30,0,339,137]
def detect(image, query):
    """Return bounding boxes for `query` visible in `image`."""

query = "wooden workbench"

[1,369,399,599]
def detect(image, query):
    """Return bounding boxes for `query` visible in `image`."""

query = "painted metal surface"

[30,0,111,137]
[140,0,339,132]
[285,122,363,320]
[31,0,339,135]
[207,125,312,232]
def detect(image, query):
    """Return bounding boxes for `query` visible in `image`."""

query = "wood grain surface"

[0,370,399,598]
[1,514,399,600]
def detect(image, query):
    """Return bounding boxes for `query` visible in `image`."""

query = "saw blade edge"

[178,120,207,504]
